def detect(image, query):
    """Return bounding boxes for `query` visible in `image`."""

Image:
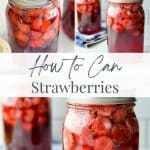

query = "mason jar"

[2,97,51,150]
[107,0,145,52]
[76,0,102,35]
[6,0,61,52]
[62,0,75,40]
[63,97,139,150]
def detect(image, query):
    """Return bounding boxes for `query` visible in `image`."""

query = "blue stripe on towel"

[76,22,107,48]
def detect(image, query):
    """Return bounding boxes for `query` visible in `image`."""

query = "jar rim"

[109,0,143,3]
[9,0,52,9]
[67,97,136,105]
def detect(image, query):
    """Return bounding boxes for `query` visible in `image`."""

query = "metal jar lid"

[109,0,143,3]
[9,0,52,9]
[67,97,136,105]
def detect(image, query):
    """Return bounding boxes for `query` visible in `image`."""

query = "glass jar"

[62,0,75,40]
[6,0,61,53]
[76,0,102,35]
[63,98,139,150]
[2,97,51,150]
[107,0,145,52]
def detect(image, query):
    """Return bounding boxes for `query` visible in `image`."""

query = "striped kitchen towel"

[76,23,107,48]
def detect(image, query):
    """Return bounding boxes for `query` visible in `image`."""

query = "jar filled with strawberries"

[76,0,102,35]
[107,0,145,52]
[2,97,51,150]
[63,97,139,150]
[6,0,61,52]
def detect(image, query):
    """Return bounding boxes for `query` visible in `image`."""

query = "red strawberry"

[132,31,140,37]
[9,109,17,120]
[8,10,18,25]
[112,108,127,123]
[15,31,29,46]
[123,4,132,10]
[122,19,133,30]
[77,5,86,13]
[107,17,114,27]
[92,117,112,136]
[32,98,41,105]
[23,109,35,123]
[3,110,16,126]
[40,20,51,32]
[114,14,123,25]
[42,30,55,41]
[90,110,98,118]
[63,128,75,150]
[37,103,48,115]
[16,99,24,109]
[23,98,33,108]
[86,5,93,13]
[127,110,136,119]
[18,23,30,34]
[30,39,44,48]
[31,31,42,40]
[22,15,32,24]
[5,119,16,126]
[137,9,144,20]
[111,124,132,144]
[131,13,140,21]
[3,111,10,122]
[80,127,95,146]
[38,116,48,125]
[121,10,131,19]
[94,136,113,150]
[125,118,139,134]
[74,133,81,143]
[112,23,124,32]
[23,123,33,132]
[42,98,50,105]
[16,110,22,120]
[31,18,42,31]
[97,106,115,117]
[132,5,140,12]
